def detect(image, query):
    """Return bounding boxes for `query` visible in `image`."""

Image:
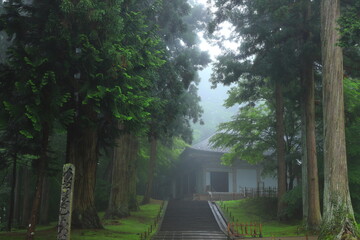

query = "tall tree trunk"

[300,103,309,224]
[300,0,321,229]
[105,131,140,218]
[105,131,130,219]
[66,116,103,229]
[128,137,139,211]
[275,81,287,219]
[319,0,358,238]
[142,134,157,205]
[21,166,31,227]
[7,154,17,231]
[303,62,322,230]
[26,122,50,240]
[13,165,21,226]
[39,177,50,225]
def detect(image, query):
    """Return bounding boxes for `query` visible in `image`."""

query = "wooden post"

[57,164,75,240]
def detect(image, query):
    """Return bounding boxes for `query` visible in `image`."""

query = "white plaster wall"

[236,169,257,191]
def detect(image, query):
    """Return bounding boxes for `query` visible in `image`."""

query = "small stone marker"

[57,163,75,240]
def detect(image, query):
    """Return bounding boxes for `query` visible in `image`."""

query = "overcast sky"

[194,0,238,101]
[191,0,240,143]
[195,0,239,60]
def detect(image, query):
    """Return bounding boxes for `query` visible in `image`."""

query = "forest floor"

[0,199,162,240]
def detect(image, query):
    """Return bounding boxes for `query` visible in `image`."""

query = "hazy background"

[191,66,237,143]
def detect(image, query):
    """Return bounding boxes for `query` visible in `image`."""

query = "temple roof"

[190,134,229,153]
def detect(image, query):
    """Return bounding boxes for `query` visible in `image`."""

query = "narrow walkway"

[152,200,227,240]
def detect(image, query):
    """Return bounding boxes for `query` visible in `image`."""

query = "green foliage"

[281,185,303,220]
[209,0,320,85]
[219,199,302,237]
[344,78,360,220]
[339,1,360,48]
[0,201,162,239]
[141,0,210,145]
[340,1,360,79]
[210,102,274,165]
[209,77,302,184]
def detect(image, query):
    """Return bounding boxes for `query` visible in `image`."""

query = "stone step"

[159,200,220,232]
[152,200,228,240]
[153,231,227,240]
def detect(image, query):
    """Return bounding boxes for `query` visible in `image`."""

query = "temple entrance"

[210,172,229,192]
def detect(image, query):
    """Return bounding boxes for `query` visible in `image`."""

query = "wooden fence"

[227,222,263,238]
[194,187,278,201]
[139,201,166,240]
[240,187,278,198]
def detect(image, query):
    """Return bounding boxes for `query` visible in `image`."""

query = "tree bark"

[105,131,139,218]
[141,134,157,205]
[13,165,21,226]
[39,176,50,225]
[300,103,309,224]
[275,81,287,219]
[66,115,103,229]
[128,136,139,211]
[105,131,130,219]
[21,166,31,228]
[25,122,50,240]
[7,154,17,231]
[300,0,322,229]
[319,0,358,238]
[302,62,322,230]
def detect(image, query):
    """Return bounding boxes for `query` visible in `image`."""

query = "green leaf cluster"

[344,78,360,219]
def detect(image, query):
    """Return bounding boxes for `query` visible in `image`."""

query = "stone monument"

[57,163,75,240]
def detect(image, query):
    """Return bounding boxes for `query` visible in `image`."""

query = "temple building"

[171,135,277,200]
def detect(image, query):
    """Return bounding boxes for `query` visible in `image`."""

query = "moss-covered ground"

[0,200,162,240]
[219,198,303,237]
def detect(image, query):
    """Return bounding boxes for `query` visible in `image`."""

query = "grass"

[0,200,162,240]
[218,198,303,237]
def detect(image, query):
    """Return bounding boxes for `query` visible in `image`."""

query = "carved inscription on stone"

[57,164,75,240]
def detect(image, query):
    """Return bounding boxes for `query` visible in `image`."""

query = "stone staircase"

[152,200,227,240]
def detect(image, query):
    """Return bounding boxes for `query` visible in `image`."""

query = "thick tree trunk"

[105,132,130,219]
[142,134,157,205]
[300,104,309,224]
[302,62,322,230]
[128,136,139,211]
[105,131,139,218]
[26,123,50,240]
[300,0,321,229]
[7,155,17,231]
[319,0,358,239]
[275,82,287,219]
[21,167,31,227]
[39,177,50,225]
[67,117,103,229]
[13,165,21,226]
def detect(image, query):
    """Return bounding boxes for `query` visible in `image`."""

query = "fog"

[192,66,237,144]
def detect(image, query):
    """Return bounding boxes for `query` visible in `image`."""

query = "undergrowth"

[0,201,162,240]
[219,198,303,237]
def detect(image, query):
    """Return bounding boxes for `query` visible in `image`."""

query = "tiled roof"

[190,134,229,153]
